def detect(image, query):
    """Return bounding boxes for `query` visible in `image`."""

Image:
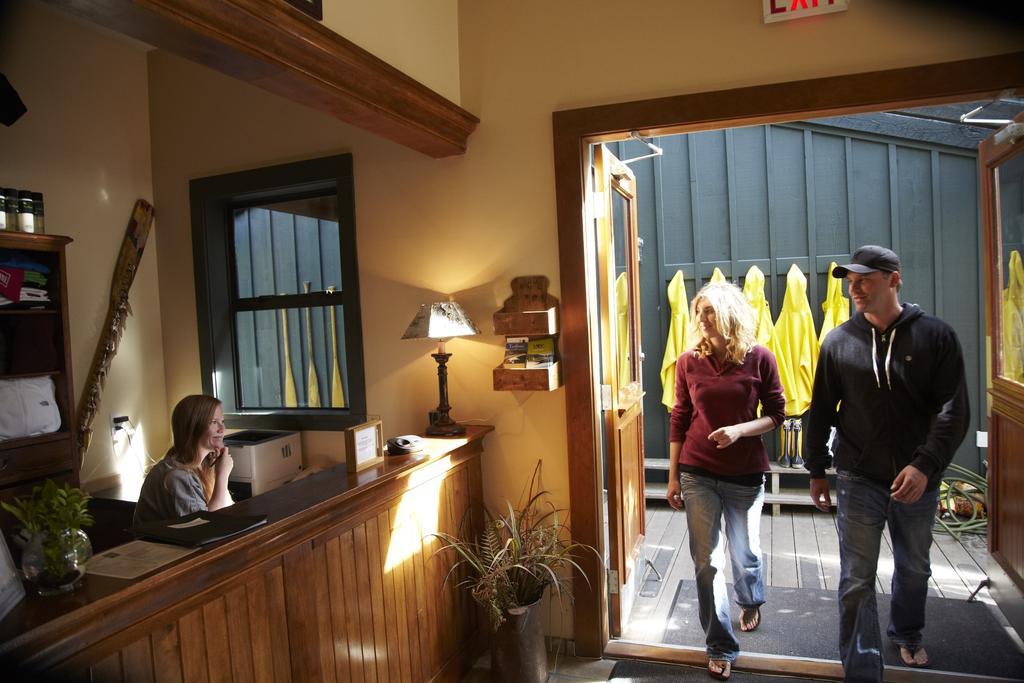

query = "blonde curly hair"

[691,281,757,365]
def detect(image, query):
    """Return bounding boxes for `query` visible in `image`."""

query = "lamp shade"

[402,301,480,340]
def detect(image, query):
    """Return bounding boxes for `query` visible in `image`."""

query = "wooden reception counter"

[0,425,492,681]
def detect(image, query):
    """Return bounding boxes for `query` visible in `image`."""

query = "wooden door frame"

[979,110,1024,640]
[553,51,1024,660]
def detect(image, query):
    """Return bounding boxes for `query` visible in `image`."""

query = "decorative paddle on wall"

[280,306,298,407]
[76,199,155,466]
[303,281,320,407]
[326,285,346,407]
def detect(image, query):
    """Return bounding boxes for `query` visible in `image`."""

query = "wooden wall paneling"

[352,523,379,682]
[323,535,352,682]
[436,468,458,669]
[993,410,1024,582]
[309,541,339,683]
[448,464,471,655]
[433,473,453,665]
[201,598,233,682]
[176,609,210,683]
[281,543,322,681]
[410,512,435,678]
[92,650,123,682]
[375,509,402,683]
[385,501,411,683]
[244,570,275,683]
[365,515,390,680]
[121,635,156,682]
[449,465,476,669]
[150,622,184,683]
[397,512,424,683]
[223,585,257,683]
[338,528,367,683]
[264,565,294,683]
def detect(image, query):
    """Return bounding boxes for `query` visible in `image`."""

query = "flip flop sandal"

[740,606,761,632]
[899,645,929,668]
[708,659,731,680]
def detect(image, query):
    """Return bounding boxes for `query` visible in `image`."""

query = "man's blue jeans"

[835,471,938,682]
[679,471,765,662]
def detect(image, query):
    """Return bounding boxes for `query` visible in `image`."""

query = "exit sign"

[763,0,849,23]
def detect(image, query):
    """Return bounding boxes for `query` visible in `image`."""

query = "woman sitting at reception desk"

[133,394,234,525]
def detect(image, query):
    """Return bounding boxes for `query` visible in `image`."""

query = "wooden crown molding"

[46,0,479,158]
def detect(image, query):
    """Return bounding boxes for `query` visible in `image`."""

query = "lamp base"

[426,412,466,436]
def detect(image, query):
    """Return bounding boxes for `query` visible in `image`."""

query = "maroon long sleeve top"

[669,345,786,476]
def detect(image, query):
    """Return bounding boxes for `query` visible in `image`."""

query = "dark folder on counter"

[133,511,267,547]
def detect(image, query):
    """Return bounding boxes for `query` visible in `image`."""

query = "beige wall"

[0,1,168,489]
[323,0,461,104]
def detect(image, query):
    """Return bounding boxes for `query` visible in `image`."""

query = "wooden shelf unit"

[0,232,77,529]
[492,276,562,391]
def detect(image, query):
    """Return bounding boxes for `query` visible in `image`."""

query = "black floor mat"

[660,580,1024,679]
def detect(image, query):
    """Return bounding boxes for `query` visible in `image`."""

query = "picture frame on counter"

[345,416,385,473]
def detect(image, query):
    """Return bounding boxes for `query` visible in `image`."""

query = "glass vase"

[21,529,92,596]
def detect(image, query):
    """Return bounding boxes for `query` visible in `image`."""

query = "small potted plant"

[1,480,94,595]
[432,462,594,683]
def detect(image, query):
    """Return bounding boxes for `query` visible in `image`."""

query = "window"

[190,154,366,429]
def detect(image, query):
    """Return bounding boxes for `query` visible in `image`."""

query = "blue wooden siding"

[610,121,985,476]
[232,208,347,408]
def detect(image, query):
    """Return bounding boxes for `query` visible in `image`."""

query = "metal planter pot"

[491,598,546,683]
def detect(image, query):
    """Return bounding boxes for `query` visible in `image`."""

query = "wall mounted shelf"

[492,276,561,392]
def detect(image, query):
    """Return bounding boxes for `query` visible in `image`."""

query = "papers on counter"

[87,540,196,580]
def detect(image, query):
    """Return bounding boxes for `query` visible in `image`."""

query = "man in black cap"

[805,245,969,682]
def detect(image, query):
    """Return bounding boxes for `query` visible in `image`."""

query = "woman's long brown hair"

[164,394,221,502]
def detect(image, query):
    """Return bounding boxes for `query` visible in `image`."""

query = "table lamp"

[402,301,480,436]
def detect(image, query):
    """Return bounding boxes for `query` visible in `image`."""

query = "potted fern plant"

[1,480,94,595]
[433,462,593,683]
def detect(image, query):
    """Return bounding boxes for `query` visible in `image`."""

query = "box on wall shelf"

[493,307,558,336]
[492,362,560,391]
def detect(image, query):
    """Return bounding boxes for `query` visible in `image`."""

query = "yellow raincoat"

[742,265,776,348]
[774,264,818,416]
[616,272,630,386]
[818,261,850,345]
[660,271,699,410]
[742,265,789,419]
[1003,249,1024,382]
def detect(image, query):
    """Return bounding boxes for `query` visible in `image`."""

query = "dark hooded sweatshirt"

[805,303,969,490]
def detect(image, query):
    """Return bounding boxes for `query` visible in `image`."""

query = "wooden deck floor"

[623,502,993,643]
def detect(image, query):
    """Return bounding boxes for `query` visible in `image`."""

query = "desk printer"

[224,430,302,499]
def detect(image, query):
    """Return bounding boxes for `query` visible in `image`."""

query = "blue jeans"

[679,471,765,662]
[835,471,938,683]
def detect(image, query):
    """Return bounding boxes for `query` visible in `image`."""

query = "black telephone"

[387,435,423,455]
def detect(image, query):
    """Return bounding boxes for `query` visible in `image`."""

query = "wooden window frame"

[190,153,367,430]
[552,52,1024,661]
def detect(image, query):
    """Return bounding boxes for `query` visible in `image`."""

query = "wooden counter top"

[1,425,492,676]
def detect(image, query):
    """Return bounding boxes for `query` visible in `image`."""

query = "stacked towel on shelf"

[0,251,50,306]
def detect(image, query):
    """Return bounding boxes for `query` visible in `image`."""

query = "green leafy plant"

[432,462,595,630]
[2,480,94,589]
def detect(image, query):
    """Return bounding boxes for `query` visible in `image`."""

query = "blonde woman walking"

[666,282,786,680]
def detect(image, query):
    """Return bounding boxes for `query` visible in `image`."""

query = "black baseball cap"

[832,245,901,278]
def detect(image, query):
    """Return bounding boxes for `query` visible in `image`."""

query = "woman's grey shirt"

[133,458,208,526]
